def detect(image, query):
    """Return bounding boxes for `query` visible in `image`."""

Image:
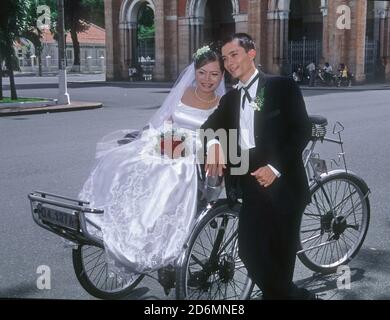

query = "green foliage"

[22,0,45,56]
[0,97,46,103]
[0,0,30,48]
[0,0,30,99]
[137,3,155,40]
[44,0,104,33]
[138,25,155,40]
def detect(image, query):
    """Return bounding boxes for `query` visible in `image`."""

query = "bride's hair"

[193,43,224,72]
[148,44,226,128]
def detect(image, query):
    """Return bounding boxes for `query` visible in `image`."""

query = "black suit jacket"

[201,72,312,212]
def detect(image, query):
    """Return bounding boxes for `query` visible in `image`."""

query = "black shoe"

[157,266,176,296]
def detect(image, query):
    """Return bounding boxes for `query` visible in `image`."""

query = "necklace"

[195,87,218,104]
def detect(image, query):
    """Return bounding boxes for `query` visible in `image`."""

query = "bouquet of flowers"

[157,128,188,158]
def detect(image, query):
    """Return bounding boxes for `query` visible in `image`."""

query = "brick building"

[104,0,390,82]
[15,23,106,74]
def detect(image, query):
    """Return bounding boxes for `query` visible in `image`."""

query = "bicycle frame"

[299,122,371,254]
[303,121,352,202]
[28,191,104,248]
[176,199,238,268]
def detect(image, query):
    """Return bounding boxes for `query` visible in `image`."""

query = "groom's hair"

[222,33,256,52]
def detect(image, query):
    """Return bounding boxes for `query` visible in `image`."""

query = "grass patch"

[0,97,47,104]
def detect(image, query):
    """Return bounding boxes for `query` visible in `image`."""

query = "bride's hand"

[205,144,226,176]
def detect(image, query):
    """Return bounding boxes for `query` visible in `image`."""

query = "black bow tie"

[241,73,260,110]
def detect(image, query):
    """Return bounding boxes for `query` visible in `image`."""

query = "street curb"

[0,101,103,117]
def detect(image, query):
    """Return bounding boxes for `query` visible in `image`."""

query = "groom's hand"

[251,166,277,188]
[205,144,226,177]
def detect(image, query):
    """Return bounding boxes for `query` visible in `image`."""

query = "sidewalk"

[1,74,388,117]
[67,77,389,91]
[0,100,103,117]
[70,80,390,92]
[300,83,390,91]
[6,73,390,90]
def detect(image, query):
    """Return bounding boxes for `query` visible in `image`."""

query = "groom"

[202,33,314,299]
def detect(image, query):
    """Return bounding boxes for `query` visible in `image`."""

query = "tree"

[65,0,88,72]
[22,0,46,77]
[67,0,104,72]
[83,0,105,28]
[0,0,29,100]
[47,0,104,72]
[0,32,5,100]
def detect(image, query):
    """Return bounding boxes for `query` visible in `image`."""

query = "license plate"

[311,158,327,174]
[37,206,79,231]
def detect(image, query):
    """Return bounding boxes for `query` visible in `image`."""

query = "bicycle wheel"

[176,203,253,300]
[73,245,145,299]
[298,172,370,273]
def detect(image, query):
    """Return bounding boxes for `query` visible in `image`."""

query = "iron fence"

[288,38,322,72]
[365,38,379,79]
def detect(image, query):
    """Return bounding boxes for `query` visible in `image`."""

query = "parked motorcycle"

[336,71,354,87]
[292,65,310,85]
[316,69,337,87]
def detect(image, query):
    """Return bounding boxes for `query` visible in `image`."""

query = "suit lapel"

[232,88,241,152]
[254,71,267,137]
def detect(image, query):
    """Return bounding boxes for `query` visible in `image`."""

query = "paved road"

[1,78,390,300]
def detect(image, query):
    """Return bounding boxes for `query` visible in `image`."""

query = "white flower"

[194,45,211,59]
[249,101,261,111]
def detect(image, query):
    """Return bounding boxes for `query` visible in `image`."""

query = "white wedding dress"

[79,101,217,274]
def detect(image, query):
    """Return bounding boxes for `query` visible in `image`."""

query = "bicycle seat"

[309,115,328,126]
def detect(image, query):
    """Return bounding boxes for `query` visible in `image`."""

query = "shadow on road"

[0,282,39,298]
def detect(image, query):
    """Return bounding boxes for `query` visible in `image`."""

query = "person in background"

[306,60,316,87]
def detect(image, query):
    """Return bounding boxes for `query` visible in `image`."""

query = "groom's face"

[222,40,256,82]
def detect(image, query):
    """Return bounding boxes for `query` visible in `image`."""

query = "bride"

[79,45,225,275]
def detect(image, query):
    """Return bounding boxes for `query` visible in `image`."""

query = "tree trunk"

[6,55,17,100]
[70,28,81,73]
[37,48,43,77]
[0,66,3,100]
[0,55,3,100]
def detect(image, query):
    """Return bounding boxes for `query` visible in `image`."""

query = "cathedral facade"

[104,0,390,82]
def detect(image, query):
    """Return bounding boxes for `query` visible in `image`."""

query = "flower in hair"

[193,45,211,60]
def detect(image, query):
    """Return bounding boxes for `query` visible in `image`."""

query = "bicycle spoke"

[335,182,353,214]
[93,262,107,288]
[299,175,369,272]
[183,209,251,300]
[303,212,322,218]
[339,199,363,221]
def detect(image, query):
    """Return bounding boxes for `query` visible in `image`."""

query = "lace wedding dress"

[79,101,217,274]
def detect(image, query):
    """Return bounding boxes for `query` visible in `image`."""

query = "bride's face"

[195,61,223,94]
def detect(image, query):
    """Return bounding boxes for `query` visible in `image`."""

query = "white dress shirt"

[207,69,281,177]
[237,69,258,150]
